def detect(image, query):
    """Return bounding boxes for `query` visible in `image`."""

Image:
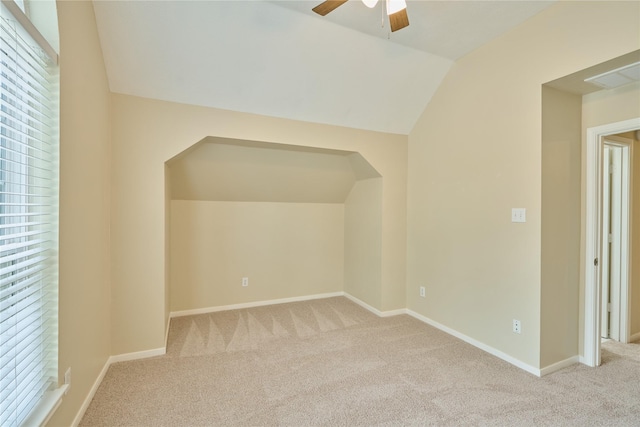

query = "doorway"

[599,137,632,342]
[584,117,640,367]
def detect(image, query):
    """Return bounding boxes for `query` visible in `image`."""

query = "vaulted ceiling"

[92,0,555,135]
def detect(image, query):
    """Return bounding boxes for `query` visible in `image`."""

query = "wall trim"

[539,356,580,377]
[170,292,344,318]
[27,384,68,427]
[108,347,166,364]
[72,292,587,424]
[165,316,171,348]
[584,117,640,367]
[342,292,405,317]
[379,308,408,317]
[71,346,167,425]
[70,359,111,427]
[406,309,542,377]
[630,332,640,343]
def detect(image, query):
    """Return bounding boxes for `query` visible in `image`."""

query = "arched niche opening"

[165,137,382,313]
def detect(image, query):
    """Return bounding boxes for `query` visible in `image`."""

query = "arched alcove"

[165,137,382,312]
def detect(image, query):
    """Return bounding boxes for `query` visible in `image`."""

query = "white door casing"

[584,118,638,367]
[600,140,631,341]
[600,145,611,339]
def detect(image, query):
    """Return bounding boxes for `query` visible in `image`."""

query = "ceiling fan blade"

[312,0,349,16]
[389,8,409,32]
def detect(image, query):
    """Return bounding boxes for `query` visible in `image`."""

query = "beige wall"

[541,86,582,366]
[344,178,383,308]
[407,1,639,369]
[170,201,344,310]
[583,82,640,129]
[111,94,407,354]
[48,1,112,425]
[582,82,640,340]
[49,10,639,427]
[42,1,639,423]
[168,140,357,203]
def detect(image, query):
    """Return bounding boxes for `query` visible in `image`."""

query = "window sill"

[21,384,69,427]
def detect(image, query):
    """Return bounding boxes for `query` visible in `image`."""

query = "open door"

[600,140,630,341]
[585,118,639,367]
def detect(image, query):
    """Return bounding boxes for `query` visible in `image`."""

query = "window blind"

[0,9,59,427]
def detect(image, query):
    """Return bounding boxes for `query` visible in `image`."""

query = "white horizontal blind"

[0,9,59,427]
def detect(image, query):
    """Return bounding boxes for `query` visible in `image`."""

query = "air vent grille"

[585,62,640,89]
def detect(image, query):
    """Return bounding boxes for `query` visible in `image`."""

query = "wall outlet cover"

[511,208,526,223]
[512,319,522,334]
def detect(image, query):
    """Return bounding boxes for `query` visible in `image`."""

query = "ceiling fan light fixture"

[386,0,407,16]
[312,0,409,32]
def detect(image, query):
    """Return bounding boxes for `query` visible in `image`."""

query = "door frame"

[584,117,639,367]
[601,138,632,341]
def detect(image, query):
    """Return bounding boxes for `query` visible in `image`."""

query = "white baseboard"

[539,356,579,376]
[170,291,344,318]
[71,347,167,425]
[74,293,582,424]
[380,308,408,317]
[406,309,542,377]
[341,295,555,377]
[71,359,111,427]
[74,290,351,423]
[165,315,171,348]
[109,347,166,364]
[343,293,406,317]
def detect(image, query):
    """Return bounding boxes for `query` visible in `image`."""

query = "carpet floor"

[79,297,640,426]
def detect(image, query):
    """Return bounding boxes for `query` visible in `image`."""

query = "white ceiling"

[92,0,555,135]
[269,0,554,60]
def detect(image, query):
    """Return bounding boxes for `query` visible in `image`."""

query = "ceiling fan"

[312,0,409,33]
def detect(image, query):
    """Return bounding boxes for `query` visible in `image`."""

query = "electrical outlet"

[242,277,249,287]
[419,286,426,298]
[512,319,521,334]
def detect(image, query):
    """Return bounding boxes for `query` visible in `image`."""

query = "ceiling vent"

[584,62,640,89]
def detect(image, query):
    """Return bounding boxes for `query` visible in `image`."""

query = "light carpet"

[78,297,640,426]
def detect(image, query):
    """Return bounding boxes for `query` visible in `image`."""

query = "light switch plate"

[511,208,526,223]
